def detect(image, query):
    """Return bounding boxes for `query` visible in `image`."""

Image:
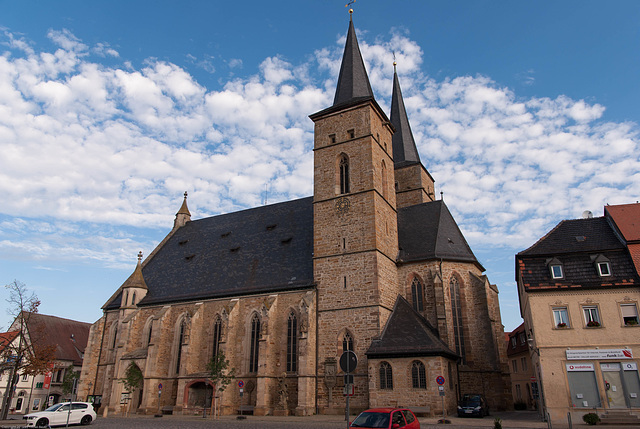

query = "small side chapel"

[79,11,511,417]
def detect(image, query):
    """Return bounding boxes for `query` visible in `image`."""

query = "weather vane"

[345,0,356,14]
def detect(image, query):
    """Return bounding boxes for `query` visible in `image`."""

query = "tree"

[0,281,56,420]
[61,364,80,397]
[121,362,144,393]
[206,351,236,417]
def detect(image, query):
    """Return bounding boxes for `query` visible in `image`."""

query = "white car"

[23,402,96,427]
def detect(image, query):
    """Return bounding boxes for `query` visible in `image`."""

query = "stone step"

[599,410,640,425]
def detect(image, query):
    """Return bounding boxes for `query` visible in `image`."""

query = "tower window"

[347,129,355,139]
[329,134,336,144]
[339,154,350,194]
[411,278,424,312]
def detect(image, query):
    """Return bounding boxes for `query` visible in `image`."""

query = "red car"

[350,407,420,429]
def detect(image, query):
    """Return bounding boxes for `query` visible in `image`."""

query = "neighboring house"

[516,204,640,424]
[506,323,536,410]
[79,13,511,418]
[0,313,91,415]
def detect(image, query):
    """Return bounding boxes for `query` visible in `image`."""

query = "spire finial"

[393,52,397,73]
[346,0,355,19]
[137,251,143,264]
[184,191,188,199]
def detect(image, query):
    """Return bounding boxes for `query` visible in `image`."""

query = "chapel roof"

[366,295,458,359]
[397,200,481,268]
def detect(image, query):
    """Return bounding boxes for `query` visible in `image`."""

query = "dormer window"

[591,254,612,277]
[547,257,564,279]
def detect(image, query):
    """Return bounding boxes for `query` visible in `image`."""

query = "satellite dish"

[582,210,593,219]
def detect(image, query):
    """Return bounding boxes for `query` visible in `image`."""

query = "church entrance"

[184,380,213,415]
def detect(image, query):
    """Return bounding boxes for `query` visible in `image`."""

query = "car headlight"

[474,406,481,410]
[457,406,462,409]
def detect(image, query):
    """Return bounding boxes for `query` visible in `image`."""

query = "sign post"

[339,351,358,428]
[436,376,447,422]
[155,383,162,417]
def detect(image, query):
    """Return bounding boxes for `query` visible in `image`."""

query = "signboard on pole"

[436,376,445,385]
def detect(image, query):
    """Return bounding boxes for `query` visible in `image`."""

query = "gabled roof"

[366,295,458,359]
[606,203,640,242]
[106,197,315,309]
[23,313,91,366]
[391,69,421,168]
[333,16,374,108]
[397,200,482,269]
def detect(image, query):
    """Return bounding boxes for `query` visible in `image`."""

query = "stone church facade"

[79,14,511,417]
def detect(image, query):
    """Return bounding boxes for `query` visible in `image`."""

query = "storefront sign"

[566,363,595,371]
[566,349,633,360]
[623,362,638,371]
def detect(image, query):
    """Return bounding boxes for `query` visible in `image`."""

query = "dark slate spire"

[391,64,421,167]
[333,13,374,106]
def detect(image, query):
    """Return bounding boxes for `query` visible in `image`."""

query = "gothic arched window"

[249,314,260,373]
[411,361,426,389]
[411,277,424,312]
[131,292,136,306]
[339,154,350,194]
[379,362,393,390]
[175,319,186,374]
[342,331,353,352]
[450,276,466,363]
[212,316,222,358]
[286,312,297,372]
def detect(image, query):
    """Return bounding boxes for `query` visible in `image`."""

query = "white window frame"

[597,261,611,277]
[621,303,639,326]
[550,264,563,279]
[583,305,600,327]
[553,306,570,328]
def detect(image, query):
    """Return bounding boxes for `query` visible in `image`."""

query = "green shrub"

[514,401,527,410]
[582,412,600,425]
[493,417,502,429]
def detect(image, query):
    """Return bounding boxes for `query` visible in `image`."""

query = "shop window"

[566,363,601,408]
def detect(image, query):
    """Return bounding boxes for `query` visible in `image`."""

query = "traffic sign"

[158,383,163,390]
[436,376,445,385]
[340,350,358,373]
[238,380,244,388]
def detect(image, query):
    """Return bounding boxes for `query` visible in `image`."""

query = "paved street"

[0,410,632,429]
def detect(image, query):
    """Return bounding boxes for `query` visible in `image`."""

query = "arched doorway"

[184,380,213,415]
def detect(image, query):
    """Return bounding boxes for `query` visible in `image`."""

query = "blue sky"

[1,0,639,333]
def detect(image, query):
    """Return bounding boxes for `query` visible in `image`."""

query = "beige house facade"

[517,204,640,424]
[79,14,511,418]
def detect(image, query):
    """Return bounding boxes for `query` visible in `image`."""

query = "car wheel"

[35,418,49,428]
[81,415,93,425]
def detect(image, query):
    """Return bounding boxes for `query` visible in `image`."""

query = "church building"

[79,12,511,417]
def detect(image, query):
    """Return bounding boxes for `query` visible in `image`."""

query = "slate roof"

[366,295,458,359]
[397,200,481,268]
[391,70,421,169]
[332,17,374,108]
[108,197,315,309]
[23,313,91,366]
[516,217,640,292]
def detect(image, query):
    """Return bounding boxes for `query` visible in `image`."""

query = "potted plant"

[625,319,638,326]
[557,322,567,328]
[587,320,600,327]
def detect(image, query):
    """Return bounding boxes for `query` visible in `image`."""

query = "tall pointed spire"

[332,10,374,106]
[391,63,421,167]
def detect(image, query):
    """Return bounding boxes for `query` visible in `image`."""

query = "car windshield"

[44,403,65,412]
[351,411,390,428]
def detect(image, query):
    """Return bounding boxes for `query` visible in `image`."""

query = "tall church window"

[111,325,118,349]
[450,276,466,363]
[411,277,424,312]
[175,319,186,374]
[379,362,393,390]
[249,314,260,373]
[339,154,350,194]
[287,312,297,372]
[411,361,426,389]
[212,316,222,358]
[144,319,153,347]
[381,160,388,199]
[131,292,136,306]
[342,332,353,352]
[123,291,128,306]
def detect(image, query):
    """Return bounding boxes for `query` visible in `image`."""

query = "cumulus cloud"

[0,26,638,273]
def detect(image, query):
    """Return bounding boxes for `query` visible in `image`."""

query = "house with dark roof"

[516,204,640,424]
[79,11,510,417]
[0,313,90,415]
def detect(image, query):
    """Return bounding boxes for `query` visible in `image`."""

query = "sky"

[1,0,639,333]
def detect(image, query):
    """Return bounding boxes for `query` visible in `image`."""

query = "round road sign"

[238,380,244,388]
[436,376,445,385]
[158,383,163,390]
[339,350,358,373]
